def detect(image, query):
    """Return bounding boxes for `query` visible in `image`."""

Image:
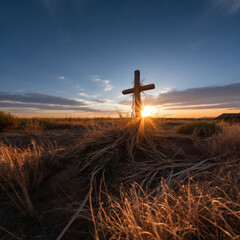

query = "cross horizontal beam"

[140,84,155,92]
[122,88,134,95]
[122,84,155,95]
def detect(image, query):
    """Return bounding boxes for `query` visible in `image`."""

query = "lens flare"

[141,105,153,117]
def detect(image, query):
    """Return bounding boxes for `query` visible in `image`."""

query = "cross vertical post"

[134,70,141,118]
[122,70,155,118]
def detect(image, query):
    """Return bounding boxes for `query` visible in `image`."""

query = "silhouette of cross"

[122,70,155,118]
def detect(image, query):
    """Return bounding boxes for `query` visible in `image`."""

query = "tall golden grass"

[0,141,60,216]
[0,118,239,239]
[96,161,240,240]
[88,122,240,240]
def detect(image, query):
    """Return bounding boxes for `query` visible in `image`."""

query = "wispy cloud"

[76,85,84,90]
[75,97,113,105]
[189,40,207,50]
[39,0,92,12]
[58,75,65,80]
[76,75,113,105]
[103,80,113,91]
[77,93,113,104]
[91,99,109,104]
[215,0,240,14]
[160,88,172,94]
[0,101,102,112]
[93,75,113,92]
[119,83,240,110]
[78,92,99,98]
[0,92,86,106]
[0,92,103,113]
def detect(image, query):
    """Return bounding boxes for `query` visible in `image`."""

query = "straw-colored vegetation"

[176,121,220,137]
[0,111,19,131]
[0,113,239,239]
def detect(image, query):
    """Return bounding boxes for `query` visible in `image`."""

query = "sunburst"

[141,105,153,117]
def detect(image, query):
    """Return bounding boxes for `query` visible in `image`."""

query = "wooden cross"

[122,70,155,118]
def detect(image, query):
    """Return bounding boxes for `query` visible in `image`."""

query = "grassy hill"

[0,114,239,239]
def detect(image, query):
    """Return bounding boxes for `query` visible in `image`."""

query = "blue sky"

[1,0,240,117]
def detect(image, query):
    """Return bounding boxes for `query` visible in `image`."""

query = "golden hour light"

[2,0,240,237]
[141,105,153,117]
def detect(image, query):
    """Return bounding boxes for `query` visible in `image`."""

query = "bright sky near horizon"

[1,0,240,118]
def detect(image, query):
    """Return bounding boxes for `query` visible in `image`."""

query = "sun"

[141,105,153,117]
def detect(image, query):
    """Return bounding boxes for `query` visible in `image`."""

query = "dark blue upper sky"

[1,0,240,117]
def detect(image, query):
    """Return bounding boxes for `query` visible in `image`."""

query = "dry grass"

[177,121,220,137]
[23,119,44,136]
[84,120,240,240]
[203,123,240,157]
[0,118,240,239]
[95,159,240,240]
[0,111,19,131]
[0,141,60,216]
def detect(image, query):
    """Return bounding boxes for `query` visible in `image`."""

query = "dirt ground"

[0,129,87,148]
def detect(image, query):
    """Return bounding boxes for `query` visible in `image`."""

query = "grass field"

[0,113,239,239]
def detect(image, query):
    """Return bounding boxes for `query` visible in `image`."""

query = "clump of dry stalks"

[85,121,240,240]
[96,159,240,240]
[0,141,60,217]
[204,123,240,157]
[0,119,240,239]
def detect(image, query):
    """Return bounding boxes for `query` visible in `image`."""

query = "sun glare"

[141,105,153,117]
